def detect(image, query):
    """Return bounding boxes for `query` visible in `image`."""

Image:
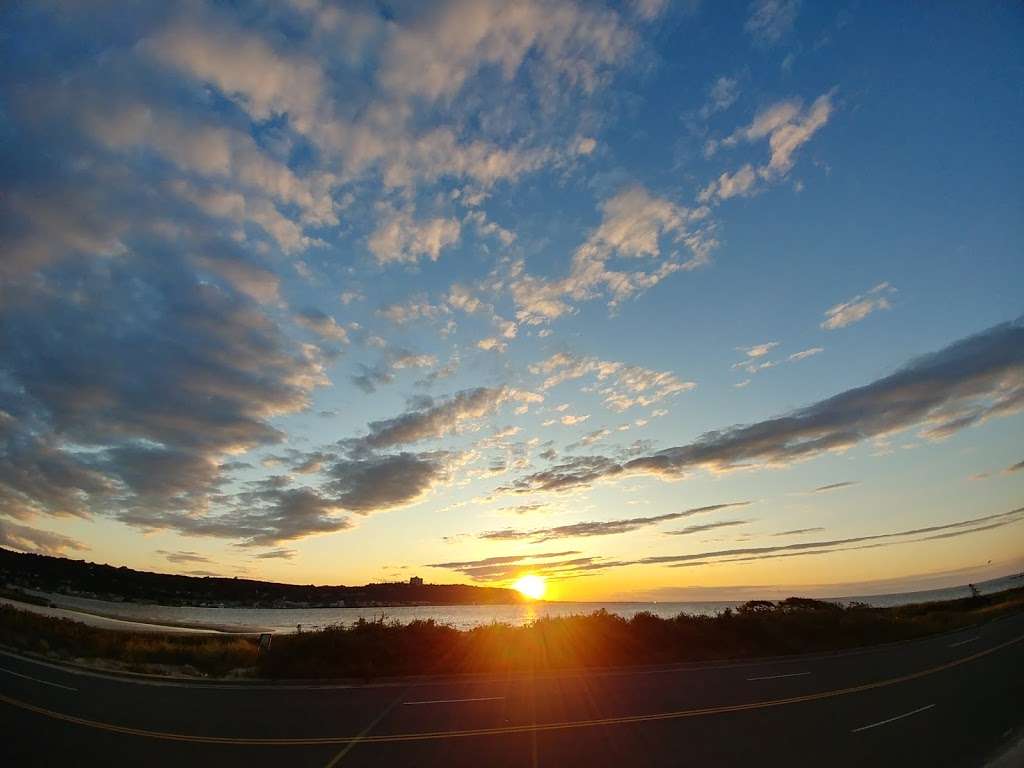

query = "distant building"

[409,576,424,586]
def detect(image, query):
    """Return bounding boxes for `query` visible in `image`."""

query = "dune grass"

[2,587,1022,680]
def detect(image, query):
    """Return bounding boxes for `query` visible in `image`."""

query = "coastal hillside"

[0,548,524,608]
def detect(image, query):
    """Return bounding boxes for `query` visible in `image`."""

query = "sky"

[1,0,1022,601]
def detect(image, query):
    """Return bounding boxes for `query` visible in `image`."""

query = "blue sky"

[1,1,1022,599]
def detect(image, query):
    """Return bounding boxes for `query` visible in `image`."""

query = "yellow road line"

[0,633,1020,747]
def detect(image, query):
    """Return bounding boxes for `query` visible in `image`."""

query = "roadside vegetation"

[0,604,257,676]
[2,587,1022,680]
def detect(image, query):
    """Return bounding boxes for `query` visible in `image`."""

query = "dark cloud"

[1006,460,1024,474]
[506,320,1024,493]
[0,520,89,556]
[294,308,349,344]
[812,481,857,493]
[501,454,625,494]
[351,362,394,394]
[0,263,326,525]
[430,551,581,569]
[476,502,751,542]
[254,548,296,560]
[156,549,211,564]
[643,507,1024,566]
[357,387,511,450]
[771,527,826,536]
[428,550,623,582]
[118,486,351,547]
[665,519,750,536]
[324,451,451,513]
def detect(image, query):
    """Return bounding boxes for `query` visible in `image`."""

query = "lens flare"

[513,574,546,600]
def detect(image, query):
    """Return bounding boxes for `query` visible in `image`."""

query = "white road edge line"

[403,696,505,706]
[746,671,811,681]
[0,667,77,692]
[949,636,980,648]
[851,703,935,733]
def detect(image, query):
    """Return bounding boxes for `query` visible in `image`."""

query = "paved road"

[2,612,1023,767]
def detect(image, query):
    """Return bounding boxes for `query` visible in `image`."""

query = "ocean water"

[20,573,1022,634]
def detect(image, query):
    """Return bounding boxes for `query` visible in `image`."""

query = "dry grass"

[0,605,257,675]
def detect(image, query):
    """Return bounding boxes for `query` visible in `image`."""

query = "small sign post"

[258,633,273,654]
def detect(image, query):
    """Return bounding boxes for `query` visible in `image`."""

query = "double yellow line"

[1,633,1020,747]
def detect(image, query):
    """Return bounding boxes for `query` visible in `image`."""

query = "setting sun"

[513,574,546,600]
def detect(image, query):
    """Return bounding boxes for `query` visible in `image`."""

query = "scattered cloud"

[789,347,824,361]
[157,549,211,564]
[642,507,1024,567]
[252,548,294,561]
[476,502,751,542]
[770,527,825,537]
[745,0,800,46]
[0,521,88,556]
[511,186,716,323]
[811,481,858,493]
[532,352,695,412]
[506,320,1024,492]
[665,519,750,536]
[368,206,461,265]
[738,341,779,358]
[822,282,896,330]
[295,308,350,343]
[702,90,834,202]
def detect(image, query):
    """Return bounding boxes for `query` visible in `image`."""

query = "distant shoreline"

[4,572,1020,636]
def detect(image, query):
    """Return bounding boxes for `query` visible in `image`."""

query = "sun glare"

[513,574,546,600]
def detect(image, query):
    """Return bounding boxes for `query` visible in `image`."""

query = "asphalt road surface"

[2,612,1023,767]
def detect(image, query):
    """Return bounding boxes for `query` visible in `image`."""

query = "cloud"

[531,352,695,412]
[254,548,296,560]
[701,164,758,202]
[416,357,460,388]
[567,428,611,450]
[699,75,740,120]
[506,319,1024,491]
[811,481,858,493]
[376,0,635,104]
[476,337,508,353]
[560,413,590,426]
[0,261,328,529]
[822,283,896,330]
[789,347,824,361]
[745,0,800,46]
[738,341,779,358]
[511,186,717,323]
[428,550,623,582]
[666,519,751,536]
[157,550,211,564]
[377,297,447,325]
[351,362,394,394]
[642,507,1024,567]
[0,520,88,556]
[323,451,453,515]
[476,502,751,541]
[771,527,826,536]
[294,308,350,343]
[355,387,525,450]
[702,91,834,202]
[1006,460,1024,474]
[351,349,436,393]
[368,206,461,265]
[119,486,351,547]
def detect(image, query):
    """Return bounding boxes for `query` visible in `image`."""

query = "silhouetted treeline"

[0,548,524,607]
